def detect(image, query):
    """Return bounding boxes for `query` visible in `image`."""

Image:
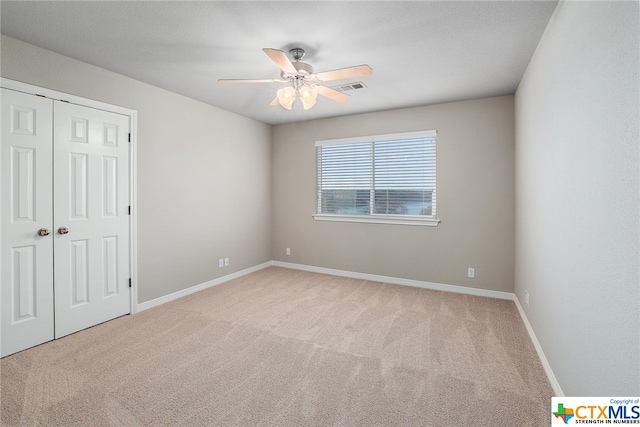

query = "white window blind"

[316,130,438,225]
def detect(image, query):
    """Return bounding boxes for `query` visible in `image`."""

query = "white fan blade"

[316,85,350,102]
[262,48,298,74]
[218,78,286,84]
[316,65,372,82]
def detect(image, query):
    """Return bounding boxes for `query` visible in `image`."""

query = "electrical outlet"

[468,268,475,278]
[218,259,224,268]
[525,291,530,307]
[224,257,229,267]
[286,248,291,256]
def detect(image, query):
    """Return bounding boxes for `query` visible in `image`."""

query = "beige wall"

[272,96,515,292]
[515,1,639,394]
[1,35,272,303]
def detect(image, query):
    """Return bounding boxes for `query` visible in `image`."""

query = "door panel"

[69,153,89,219]
[53,102,130,338]
[1,89,54,357]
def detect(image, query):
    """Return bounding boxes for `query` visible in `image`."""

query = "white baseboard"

[513,296,564,396]
[136,262,272,312]
[271,260,514,300]
[137,260,514,313]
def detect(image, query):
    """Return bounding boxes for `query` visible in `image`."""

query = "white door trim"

[1,78,139,315]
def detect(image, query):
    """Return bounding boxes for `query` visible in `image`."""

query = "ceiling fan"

[218,47,372,110]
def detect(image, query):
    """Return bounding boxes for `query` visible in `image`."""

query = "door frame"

[0,78,139,315]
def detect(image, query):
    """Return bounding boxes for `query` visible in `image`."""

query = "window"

[315,130,439,226]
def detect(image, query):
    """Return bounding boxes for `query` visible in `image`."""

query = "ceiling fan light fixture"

[277,86,295,110]
[299,86,318,110]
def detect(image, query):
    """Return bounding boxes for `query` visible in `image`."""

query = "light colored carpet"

[1,267,553,426]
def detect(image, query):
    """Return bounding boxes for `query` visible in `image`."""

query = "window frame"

[313,130,440,227]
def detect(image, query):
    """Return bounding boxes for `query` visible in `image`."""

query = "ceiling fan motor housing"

[293,62,314,75]
[280,62,315,84]
[283,48,315,77]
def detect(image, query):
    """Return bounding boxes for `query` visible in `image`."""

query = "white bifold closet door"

[53,101,131,338]
[1,88,131,357]
[1,89,55,356]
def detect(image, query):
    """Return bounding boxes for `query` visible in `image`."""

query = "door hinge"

[128,206,131,215]
[128,133,131,142]
[129,278,132,288]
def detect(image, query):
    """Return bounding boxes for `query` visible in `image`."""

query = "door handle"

[58,226,69,235]
[37,228,51,236]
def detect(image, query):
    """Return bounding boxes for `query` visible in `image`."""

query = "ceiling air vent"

[331,82,367,92]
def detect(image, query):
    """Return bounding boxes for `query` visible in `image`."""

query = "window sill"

[313,214,441,227]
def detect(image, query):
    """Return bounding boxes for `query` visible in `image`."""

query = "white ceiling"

[0,1,558,125]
